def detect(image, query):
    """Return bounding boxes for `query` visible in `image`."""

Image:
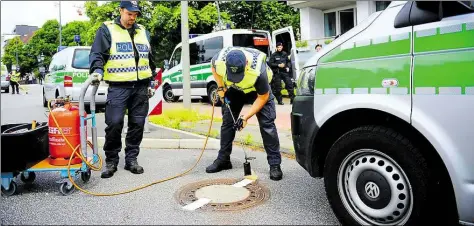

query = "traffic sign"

[74,35,80,43]
[57,46,67,52]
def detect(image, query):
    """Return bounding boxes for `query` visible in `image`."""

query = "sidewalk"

[155,97,295,154]
[90,113,220,149]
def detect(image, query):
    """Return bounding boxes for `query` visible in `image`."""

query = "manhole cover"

[175,178,270,211]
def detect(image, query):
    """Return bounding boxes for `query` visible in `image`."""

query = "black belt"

[107,80,149,88]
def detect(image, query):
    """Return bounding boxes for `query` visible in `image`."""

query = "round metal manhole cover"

[175,178,270,211]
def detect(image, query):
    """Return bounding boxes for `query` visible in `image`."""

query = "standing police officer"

[89,1,157,179]
[205,47,283,181]
[269,42,295,105]
[10,69,20,94]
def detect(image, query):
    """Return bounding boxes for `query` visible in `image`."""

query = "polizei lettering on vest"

[116,42,134,52]
[135,44,149,52]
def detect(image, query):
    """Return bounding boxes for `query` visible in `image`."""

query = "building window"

[324,7,357,38]
[376,1,391,11]
[340,8,355,34]
[324,12,336,37]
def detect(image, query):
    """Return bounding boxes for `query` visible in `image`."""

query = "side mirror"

[163,60,169,70]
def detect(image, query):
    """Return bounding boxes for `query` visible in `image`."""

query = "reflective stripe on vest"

[103,21,152,82]
[214,47,272,93]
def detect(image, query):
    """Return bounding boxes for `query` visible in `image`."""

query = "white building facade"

[288,1,391,48]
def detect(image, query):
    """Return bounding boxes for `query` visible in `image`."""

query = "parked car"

[291,1,474,225]
[42,46,108,108]
[1,75,10,93]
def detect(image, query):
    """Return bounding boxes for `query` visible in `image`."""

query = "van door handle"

[178,70,182,73]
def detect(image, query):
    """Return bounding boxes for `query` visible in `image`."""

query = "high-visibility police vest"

[103,21,152,82]
[10,72,20,82]
[214,47,273,94]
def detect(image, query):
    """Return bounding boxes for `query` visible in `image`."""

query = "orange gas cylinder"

[48,104,85,166]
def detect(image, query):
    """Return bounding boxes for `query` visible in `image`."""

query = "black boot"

[206,159,232,173]
[101,162,118,178]
[269,165,283,181]
[125,160,144,174]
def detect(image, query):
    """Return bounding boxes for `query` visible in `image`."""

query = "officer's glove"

[233,115,247,131]
[90,72,102,86]
[148,87,155,98]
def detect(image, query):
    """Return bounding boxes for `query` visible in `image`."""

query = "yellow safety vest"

[10,72,20,82]
[214,47,273,94]
[103,21,152,82]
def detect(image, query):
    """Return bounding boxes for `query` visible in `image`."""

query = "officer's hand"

[148,87,155,98]
[90,72,102,86]
[233,115,247,131]
[278,63,285,68]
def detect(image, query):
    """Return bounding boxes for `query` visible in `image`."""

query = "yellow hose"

[48,98,216,196]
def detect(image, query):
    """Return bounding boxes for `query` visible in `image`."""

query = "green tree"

[220,1,299,33]
[28,19,61,67]
[62,21,90,46]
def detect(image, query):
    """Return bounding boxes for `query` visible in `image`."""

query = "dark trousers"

[217,88,282,166]
[271,72,295,103]
[10,81,19,94]
[103,83,149,165]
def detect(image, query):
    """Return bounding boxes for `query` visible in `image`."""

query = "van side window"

[170,47,182,68]
[201,36,223,64]
[442,1,474,17]
[190,42,201,66]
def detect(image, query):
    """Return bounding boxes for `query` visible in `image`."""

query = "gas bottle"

[48,103,85,166]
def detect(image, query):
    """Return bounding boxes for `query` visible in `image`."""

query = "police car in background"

[161,27,300,106]
[42,46,108,108]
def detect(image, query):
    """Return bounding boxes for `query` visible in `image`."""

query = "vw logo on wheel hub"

[364,182,380,199]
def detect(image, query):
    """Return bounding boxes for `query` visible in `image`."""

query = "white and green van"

[162,28,300,105]
[42,46,108,108]
[292,1,473,225]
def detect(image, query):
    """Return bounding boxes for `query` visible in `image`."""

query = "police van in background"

[161,27,300,105]
[42,46,108,109]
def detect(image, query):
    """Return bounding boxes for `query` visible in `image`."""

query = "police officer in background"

[205,47,283,181]
[89,1,157,179]
[269,42,295,105]
[10,68,20,94]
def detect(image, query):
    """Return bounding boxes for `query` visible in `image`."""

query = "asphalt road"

[1,85,339,225]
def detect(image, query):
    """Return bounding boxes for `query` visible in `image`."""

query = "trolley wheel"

[59,182,75,196]
[1,181,17,196]
[20,172,36,184]
[81,169,91,183]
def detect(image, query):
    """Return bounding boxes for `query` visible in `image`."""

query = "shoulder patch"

[104,21,114,25]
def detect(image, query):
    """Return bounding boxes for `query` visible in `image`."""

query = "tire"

[1,181,17,196]
[81,169,91,183]
[163,86,179,103]
[324,126,431,225]
[59,182,75,196]
[207,84,222,107]
[20,172,36,184]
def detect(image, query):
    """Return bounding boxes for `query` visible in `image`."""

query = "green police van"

[42,46,108,108]
[291,1,473,225]
[161,28,300,105]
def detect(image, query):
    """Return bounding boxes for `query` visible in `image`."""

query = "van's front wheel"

[207,84,222,106]
[163,86,179,103]
[324,126,430,225]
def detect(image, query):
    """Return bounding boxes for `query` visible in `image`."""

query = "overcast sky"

[1,1,90,35]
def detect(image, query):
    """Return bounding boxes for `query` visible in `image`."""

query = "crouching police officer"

[205,47,283,181]
[89,1,157,179]
[269,42,295,105]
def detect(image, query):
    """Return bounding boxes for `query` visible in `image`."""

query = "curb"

[89,137,220,150]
